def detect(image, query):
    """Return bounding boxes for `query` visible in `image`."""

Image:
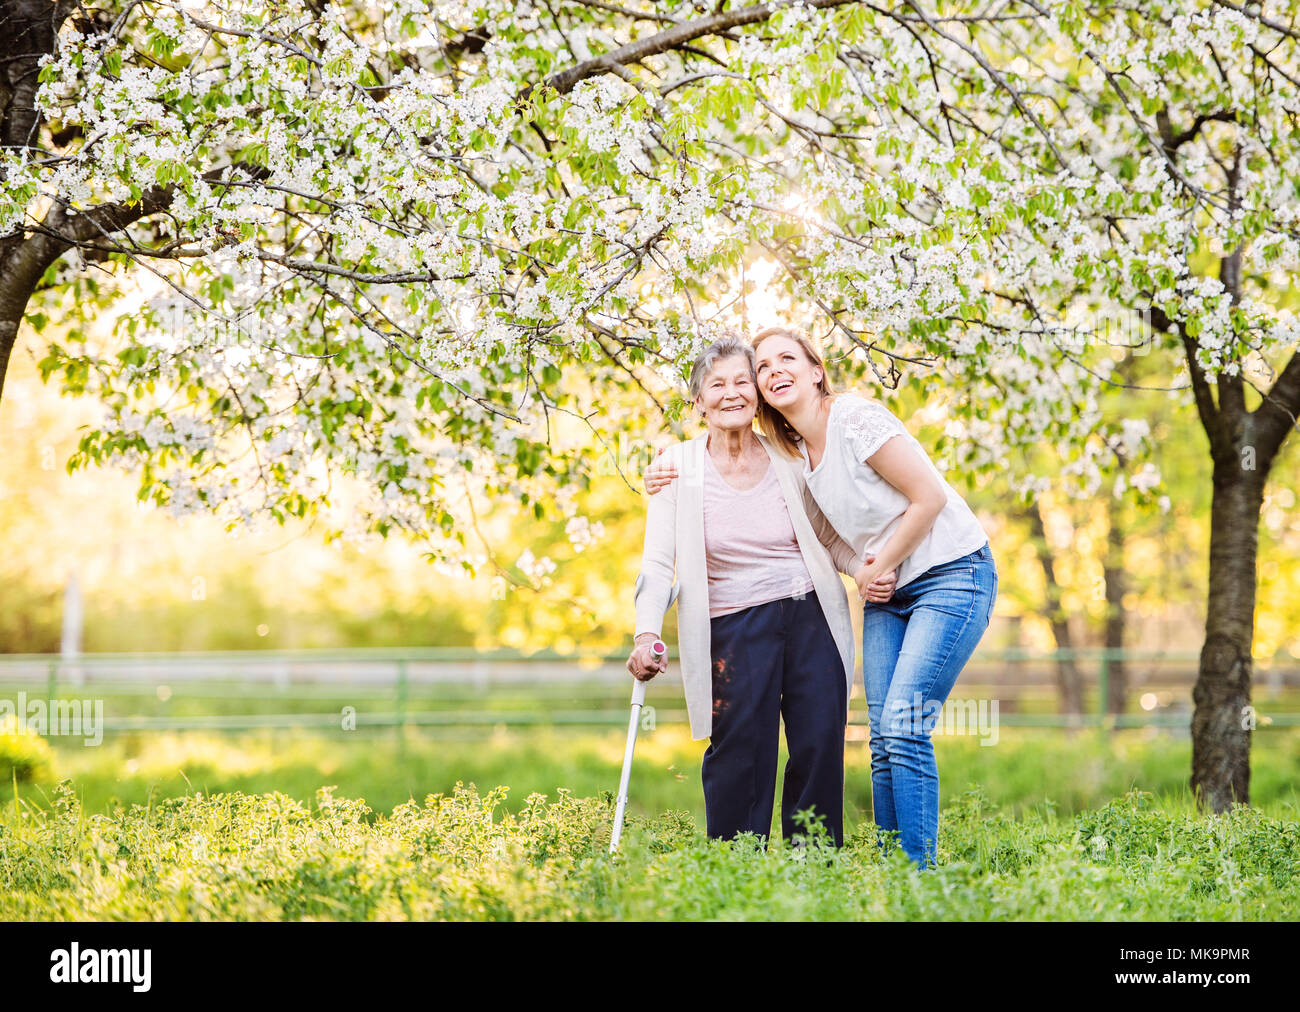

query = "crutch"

[609,639,665,853]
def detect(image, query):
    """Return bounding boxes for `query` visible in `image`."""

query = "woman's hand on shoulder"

[643,443,679,496]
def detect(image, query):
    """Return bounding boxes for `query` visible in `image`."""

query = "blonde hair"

[750,326,834,459]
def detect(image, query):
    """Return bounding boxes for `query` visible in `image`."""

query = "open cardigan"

[633,432,859,740]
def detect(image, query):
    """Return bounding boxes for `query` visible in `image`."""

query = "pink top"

[702,451,815,618]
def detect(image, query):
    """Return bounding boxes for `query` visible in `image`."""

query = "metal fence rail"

[1,647,1297,734]
[3,646,1298,683]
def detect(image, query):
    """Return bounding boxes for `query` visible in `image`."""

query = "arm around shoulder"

[801,482,860,577]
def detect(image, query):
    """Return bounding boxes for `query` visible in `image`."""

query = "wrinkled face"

[695,354,758,431]
[755,333,823,410]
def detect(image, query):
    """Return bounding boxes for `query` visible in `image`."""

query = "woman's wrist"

[860,558,888,580]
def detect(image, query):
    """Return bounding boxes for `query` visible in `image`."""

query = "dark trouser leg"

[778,593,848,847]
[701,600,784,842]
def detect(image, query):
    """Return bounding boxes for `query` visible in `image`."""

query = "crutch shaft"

[610,677,648,852]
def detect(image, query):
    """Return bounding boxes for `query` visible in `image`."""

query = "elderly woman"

[627,336,897,847]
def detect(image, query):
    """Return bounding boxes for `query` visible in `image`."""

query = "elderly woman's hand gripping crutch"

[609,635,666,852]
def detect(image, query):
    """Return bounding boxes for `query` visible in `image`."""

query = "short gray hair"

[688,337,756,400]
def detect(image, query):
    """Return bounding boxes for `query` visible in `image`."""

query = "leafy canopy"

[11,0,1298,570]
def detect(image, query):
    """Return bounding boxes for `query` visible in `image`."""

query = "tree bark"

[1140,124,1300,811]
[0,263,34,406]
[1162,139,1300,810]
[1024,500,1084,723]
[1,0,79,404]
[1103,495,1127,715]
[0,216,62,404]
[1191,453,1264,811]
[1,0,77,150]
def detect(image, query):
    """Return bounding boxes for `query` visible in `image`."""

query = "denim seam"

[862,604,904,840]
[912,578,980,707]
[905,570,981,867]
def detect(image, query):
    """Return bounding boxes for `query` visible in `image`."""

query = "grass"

[1,779,1296,920]
[3,725,1296,920]
[7,724,1299,824]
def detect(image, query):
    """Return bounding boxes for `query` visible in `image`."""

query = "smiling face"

[695,353,758,432]
[754,332,825,412]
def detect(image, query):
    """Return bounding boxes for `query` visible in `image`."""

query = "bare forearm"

[865,501,943,578]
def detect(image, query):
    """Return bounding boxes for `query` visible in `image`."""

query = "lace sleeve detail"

[840,400,906,462]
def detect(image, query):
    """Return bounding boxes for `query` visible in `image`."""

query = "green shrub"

[0,719,54,785]
[1,780,1297,921]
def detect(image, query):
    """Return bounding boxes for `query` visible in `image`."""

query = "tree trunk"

[1158,143,1300,813]
[0,233,60,405]
[1,0,79,405]
[0,250,39,405]
[1103,494,1126,715]
[1191,459,1263,811]
[0,306,20,406]
[1024,500,1084,724]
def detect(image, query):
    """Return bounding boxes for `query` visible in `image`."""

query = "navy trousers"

[701,591,847,847]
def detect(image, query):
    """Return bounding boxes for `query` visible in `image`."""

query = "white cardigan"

[634,433,860,740]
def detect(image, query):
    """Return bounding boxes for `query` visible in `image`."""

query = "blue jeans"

[863,542,998,866]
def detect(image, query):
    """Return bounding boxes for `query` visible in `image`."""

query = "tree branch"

[1151,304,1229,459]
[1211,0,1300,43]
[1156,107,1238,154]
[1254,348,1300,462]
[529,0,860,99]
[1216,147,1247,432]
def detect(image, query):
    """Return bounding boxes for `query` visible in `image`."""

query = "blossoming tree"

[2,0,1297,811]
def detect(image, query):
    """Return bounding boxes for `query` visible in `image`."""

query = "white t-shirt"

[798,394,989,591]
